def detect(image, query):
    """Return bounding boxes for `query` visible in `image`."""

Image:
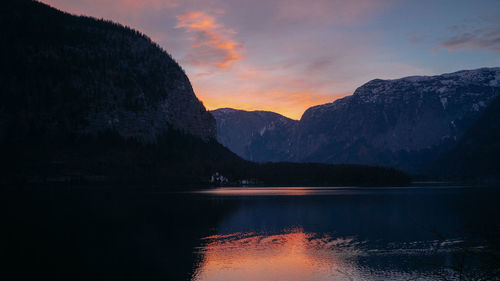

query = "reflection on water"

[192,229,471,281]
[195,186,466,196]
[192,186,500,281]
[196,186,357,196]
[193,229,357,281]
[197,186,313,196]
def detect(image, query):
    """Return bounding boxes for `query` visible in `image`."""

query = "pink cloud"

[176,12,244,69]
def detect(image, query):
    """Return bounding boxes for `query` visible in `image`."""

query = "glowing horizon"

[40,0,500,120]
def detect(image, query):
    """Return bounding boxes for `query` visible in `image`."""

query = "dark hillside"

[0,0,215,143]
[433,94,500,180]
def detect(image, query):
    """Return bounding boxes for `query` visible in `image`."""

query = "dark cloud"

[441,27,500,53]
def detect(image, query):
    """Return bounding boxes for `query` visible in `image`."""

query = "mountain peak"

[349,67,500,105]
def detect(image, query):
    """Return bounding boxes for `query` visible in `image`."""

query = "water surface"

[3,185,499,280]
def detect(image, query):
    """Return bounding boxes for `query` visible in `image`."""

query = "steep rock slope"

[296,68,500,172]
[211,108,298,162]
[434,94,500,179]
[0,0,215,143]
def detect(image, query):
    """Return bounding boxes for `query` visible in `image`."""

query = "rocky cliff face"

[211,108,298,162]
[0,0,215,143]
[434,94,500,179]
[213,68,500,172]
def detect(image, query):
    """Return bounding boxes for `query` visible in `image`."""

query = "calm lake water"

[3,185,500,280]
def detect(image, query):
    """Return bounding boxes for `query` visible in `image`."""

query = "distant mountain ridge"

[297,67,500,172]
[211,108,298,162]
[214,67,500,173]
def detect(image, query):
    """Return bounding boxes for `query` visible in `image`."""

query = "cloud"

[441,27,500,53]
[176,12,244,69]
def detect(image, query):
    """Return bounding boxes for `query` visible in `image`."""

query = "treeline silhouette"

[2,127,410,187]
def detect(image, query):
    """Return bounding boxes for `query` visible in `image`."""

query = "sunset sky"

[40,0,500,119]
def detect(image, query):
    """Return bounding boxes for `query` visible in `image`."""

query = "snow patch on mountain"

[440,97,448,110]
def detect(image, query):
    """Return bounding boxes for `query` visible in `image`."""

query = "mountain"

[0,0,215,143]
[211,108,298,162]
[213,68,500,173]
[297,68,500,172]
[434,94,500,180]
[0,0,233,185]
[0,0,409,187]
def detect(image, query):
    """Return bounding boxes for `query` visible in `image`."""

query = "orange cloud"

[176,12,244,69]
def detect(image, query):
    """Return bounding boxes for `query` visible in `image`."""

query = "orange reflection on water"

[192,229,359,281]
[196,187,355,196]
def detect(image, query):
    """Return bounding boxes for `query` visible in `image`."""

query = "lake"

[3,185,500,280]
